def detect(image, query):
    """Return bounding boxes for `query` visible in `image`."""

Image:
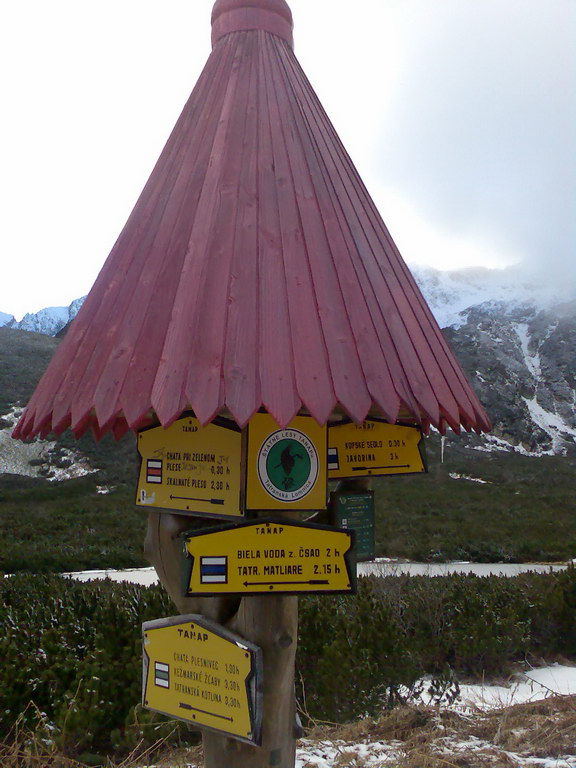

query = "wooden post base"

[145,510,299,768]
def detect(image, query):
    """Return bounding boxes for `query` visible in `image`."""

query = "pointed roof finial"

[211,0,294,49]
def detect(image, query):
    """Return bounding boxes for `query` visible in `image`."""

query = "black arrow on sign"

[352,464,410,471]
[179,702,233,722]
[243,579,330,587]
[170,495,225,505]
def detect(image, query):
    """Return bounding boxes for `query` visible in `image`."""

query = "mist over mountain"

[1,265,574,457]
[409,264,575,329]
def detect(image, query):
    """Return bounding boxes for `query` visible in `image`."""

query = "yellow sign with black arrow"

[136,415,243,518]
[142,615,263,745]
[328,420,427,479]
[183,519,356,596]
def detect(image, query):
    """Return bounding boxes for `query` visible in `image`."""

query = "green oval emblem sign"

[257,429,319,502]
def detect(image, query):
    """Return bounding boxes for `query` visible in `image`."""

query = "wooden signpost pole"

[145,509,300,768]
[203,595,299,768]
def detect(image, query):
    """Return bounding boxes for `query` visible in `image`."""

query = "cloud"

[371,0,576,282]
[1,0,573,317]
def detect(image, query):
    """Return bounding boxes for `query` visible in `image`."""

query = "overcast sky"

[1,0,574,319]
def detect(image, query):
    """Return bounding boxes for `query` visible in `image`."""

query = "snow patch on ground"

[296,739,401,767]
[359,561,569,578]
[64,561,571,586]
[297,739,576,768]
[458,665,576,710]
[66,566,159,586]
[96,485,115,495]
[448,472,491,484]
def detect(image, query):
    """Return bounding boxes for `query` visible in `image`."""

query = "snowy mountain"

[405,264,576,456]
[0,311,15,327]
[0,297,85,336]
[409,264,574,329]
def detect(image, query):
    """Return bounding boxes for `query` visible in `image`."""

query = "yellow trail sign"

[136,415,243,518]
[184,519,356,595]
[328,421,426,479]
[142,615,262,745]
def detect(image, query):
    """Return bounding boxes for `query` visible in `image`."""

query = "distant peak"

[0,311,16,328]
[3,297,85,337]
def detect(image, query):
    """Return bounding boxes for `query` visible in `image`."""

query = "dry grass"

[0,739,199,768]
[305,695,576,767]
[470,694,576,758]
[0,703,197,768]
[307,706,435,743]
[0,704,82,768]
[2,697,575,767]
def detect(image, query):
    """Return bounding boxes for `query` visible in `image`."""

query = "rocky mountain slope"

[0,327,136,485]
[1,266,574,456]
[444,299,576,456]
[410,266,576,457]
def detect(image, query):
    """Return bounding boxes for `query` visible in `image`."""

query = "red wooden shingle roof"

[13,0,490,442]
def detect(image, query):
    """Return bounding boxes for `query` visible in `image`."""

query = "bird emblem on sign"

[275,445,305,490]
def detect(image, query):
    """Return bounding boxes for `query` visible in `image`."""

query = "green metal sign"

[331,492,375,562]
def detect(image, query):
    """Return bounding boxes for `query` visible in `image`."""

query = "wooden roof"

[13,0,490,441]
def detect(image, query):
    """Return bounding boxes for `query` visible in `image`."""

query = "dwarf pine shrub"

[0,567,575,752]
[297,568,576,722]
